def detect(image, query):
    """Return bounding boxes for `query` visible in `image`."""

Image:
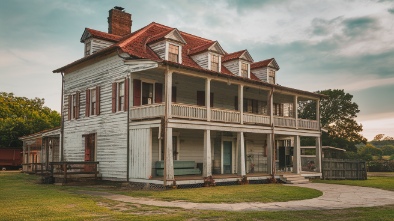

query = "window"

[118,82,125,111]
[241,62,248,78]
[112,79,129,112]
[234,97,267,115]
[168,44,179,62]
[142,82,154,105]
[197,91,214,107]
[211,54,219,72]
[269,70,275,84]
[67,92,80,120]
[273,103,284,116]
[85,42,91,56]
[86,87,100,117]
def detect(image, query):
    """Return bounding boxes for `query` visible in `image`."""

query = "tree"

[298,89,367,152]
[373,134,385,141]
[358,144,382,157]
[381,145,394,156]
[0,92,60,147]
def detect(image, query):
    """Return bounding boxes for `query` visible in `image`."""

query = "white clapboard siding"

[91,38,114,54]
[151,128,160,174]
[252,67,268,82]
[63,55,130,180]
[191,52,209,70]
[223,60,239,76]
[130,128,152,179]
[175,129,204,163]
[149,41,166,60]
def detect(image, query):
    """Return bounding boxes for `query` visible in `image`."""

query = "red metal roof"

[84,28,122,42]
[222,50,247,62]
[251,58,277,69]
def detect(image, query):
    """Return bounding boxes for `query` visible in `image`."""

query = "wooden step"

[280,174,310,184]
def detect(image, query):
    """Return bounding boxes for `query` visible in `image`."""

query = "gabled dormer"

[148,29,186,64]
[222,50,254,78]
[80,28,121,57]
[189,41,226,72]
[251,58,280,84]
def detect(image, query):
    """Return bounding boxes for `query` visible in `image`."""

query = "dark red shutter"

[124,78,129,111]
[210,93,214,107]
[197,91,204,106]
[67,95,71,121]
[96,86,100,115]
[155,83,163,103]
[85,89,90,117]
[133,79,141,106]
[76,92,80,119]
[234,96,238,110]
[172,86,177,102]
[112,82,117,113]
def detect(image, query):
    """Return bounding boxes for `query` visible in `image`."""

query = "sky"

[0,0,393,141]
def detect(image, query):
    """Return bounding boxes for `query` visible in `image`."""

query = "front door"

[84,134,96,171]
[223,141,232,174]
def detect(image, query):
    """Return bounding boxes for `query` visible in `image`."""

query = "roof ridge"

[117,22,158,47]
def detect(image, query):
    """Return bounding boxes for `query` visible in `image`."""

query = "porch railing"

[211,108,240,123]
[50,161,99,183]
[172,103,207,120]
[243,113,270,125]
[298,119,319,130]
[129,103,319,131]
[274,116,296,128]
[130,103,164,120]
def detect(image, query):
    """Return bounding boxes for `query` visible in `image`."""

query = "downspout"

[60,72,65,162]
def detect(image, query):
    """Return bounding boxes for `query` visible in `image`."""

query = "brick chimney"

[108,6,132,36]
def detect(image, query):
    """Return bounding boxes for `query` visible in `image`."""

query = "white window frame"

[240,61,250,78]
[165,42,182,64]
[70,93,77,120]
[140,78,157,106]
[208,53,221,72]
[117,81,125,112]
[85,40,91,57]
[89,87,97,116]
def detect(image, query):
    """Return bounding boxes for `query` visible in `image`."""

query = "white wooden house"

[53,7,325,186]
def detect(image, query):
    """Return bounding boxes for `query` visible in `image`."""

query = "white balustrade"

[171,103,207,120]
[211,108,240,123]
[274,116,296,128]
[298,119,319,130]
[130,103,164,119]
[243,113,270,124]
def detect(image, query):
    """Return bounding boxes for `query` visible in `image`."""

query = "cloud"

[388,8,394,14]
[342,17,380,37]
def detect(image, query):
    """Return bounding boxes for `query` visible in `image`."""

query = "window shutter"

[96,86,100,115]
[234,96,238,110]
[210,93,214,107]
[197,91,205,106]
[76,92,80,119]
[155,83,163,103]
[85,89,90,117]
[252,99,258,114]
[67,95,71,121]
[124,78,129,111]
[112,82,117,113]
[133,79,141,106]
[172,86,177,102]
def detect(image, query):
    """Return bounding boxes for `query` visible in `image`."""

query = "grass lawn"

[117,184,322,203]
[313,175,394,191]
[1,172,394,221]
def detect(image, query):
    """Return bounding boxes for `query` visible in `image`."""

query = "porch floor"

[152,172,271,181]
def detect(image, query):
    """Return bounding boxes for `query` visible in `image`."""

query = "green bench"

[155,161,201,176]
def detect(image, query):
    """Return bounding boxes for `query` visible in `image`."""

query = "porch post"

[293,135,301,174]
[163,69,174,185]
[294,96,298,129]
[203,129,212,177]
[237,132,246,176]
[316,137,322,173]
[206,78,211,121]
[238,85,243,124]
[266,134,273,174]
[268,89,274,125]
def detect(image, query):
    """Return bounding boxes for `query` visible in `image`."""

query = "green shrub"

[367,160,394,172]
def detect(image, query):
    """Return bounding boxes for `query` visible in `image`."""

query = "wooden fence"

[49,161,99,183]
[322,159,367,180]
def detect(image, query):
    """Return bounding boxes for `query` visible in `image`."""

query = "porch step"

[280,174,310,184]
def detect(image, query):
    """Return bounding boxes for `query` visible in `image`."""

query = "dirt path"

[82,183,394,211]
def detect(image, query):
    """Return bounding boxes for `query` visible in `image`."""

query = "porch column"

[238,85,243,124]
[163,69,174,185]
[316,137,322,173]
[266,134,273,174]
[268,89,274,126]
[206,78,211,121]
[293,135,301,174]
[294,96,298,129]
[237,132,246,176]
[164,127,174,184]
[203,129,212,177]
[165,70,173,119]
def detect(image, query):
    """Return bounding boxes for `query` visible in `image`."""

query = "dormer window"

[85,41,91,56]
[269,70,276,84]
[168,44,179,62]
[241,62,248,78]
[211,54,219,72]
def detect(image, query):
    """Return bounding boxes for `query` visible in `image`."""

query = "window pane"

[118,82,125,111]
[211,54,219,72]
[241,63,248,77]
[142,82,153,105]
[168,44,179,62]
